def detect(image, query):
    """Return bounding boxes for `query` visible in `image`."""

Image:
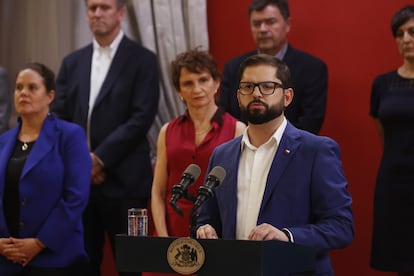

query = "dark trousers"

[83,188,148,276]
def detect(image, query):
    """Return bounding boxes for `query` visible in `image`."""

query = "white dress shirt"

[236,117,287,239]
[87,30,124,147]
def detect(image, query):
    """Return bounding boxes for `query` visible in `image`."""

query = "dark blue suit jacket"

[220,45,328,134]
[0,115,91,273]
[53,35,159,199]
[197,122,354,275]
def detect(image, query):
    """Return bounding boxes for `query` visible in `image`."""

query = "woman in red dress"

[144,48,245,276]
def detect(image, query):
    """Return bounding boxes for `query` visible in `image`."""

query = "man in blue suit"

[196,54,353,275]
[52,0,159,275]
[220,0,327,134]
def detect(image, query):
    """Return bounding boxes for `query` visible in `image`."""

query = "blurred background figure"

[0,62,91,275]
[0,66,11,134]
[370,5,414,276]
[145,48,245,276]
[219,0,327,134]
[52,0,160,275]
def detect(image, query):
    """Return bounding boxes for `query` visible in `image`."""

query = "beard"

[240,99,284,125]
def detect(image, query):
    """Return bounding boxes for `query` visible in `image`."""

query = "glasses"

[238,81,284,95]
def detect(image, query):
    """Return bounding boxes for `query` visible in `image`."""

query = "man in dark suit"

[53,0,159,275]
[220,0,327,134]
[196,55,353,275]
[0,67,11,133]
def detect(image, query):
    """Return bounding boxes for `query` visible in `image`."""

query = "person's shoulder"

[0,126,16,140]
[222,111,237,121]
[67,43,92,57]
[373,70,397,83]
[222,111,242,127]
[371,70,398,93]
[61,44,92,64]
[121,36,157,57]
[51,115,85,135]
[165,114,191,134]
[286,45,326,67]
[215,134,242,151]
[285,122,338,148]
[225,50,257,67]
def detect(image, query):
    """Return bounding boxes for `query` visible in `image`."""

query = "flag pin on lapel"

[284,149,290,155]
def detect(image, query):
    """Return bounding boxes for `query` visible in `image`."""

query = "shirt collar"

[240,116,287,151]
[258,42,288,60]
[93,30,124,58]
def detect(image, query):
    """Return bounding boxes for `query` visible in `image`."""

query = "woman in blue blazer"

[0,63,91,275]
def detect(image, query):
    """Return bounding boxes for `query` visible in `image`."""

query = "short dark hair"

[237,54,291,87]
[171,48,221,91]
[248,0,290,20]
[18,62,55,93]
[391,5,414,37]
[85,0,126,9]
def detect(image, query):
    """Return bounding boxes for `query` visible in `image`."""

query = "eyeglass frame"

[238,81,285,95]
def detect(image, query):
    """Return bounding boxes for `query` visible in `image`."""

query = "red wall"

[207,1,406,275]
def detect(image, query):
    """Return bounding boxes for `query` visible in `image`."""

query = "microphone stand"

[169,188,197,216]
[183,193,197,204]
[169,188,199,237]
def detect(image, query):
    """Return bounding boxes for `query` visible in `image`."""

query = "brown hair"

[171,48,221,91]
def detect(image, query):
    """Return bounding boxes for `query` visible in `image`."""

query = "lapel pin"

[283,149,290,155]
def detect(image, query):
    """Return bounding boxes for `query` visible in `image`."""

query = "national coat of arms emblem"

[167,237,205,274]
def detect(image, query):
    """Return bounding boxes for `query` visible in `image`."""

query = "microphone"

[192,166,226,211]
[169,164,201,216]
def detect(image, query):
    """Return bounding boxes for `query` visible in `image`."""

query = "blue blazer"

[220,44,328,134]
[197,122,354,275]
[0,115,91,273]
[52,35,159,199]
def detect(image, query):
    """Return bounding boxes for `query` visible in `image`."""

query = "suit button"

[19,221,25,227]
[21,198,27,206]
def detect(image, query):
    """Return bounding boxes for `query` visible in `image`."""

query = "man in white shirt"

[53,0,159,275]
[196,54,353,275]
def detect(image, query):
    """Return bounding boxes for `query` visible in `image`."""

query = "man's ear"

[283,88,294,107]
[236,91,241,107]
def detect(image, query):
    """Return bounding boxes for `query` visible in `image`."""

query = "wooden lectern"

[115,235,315,275]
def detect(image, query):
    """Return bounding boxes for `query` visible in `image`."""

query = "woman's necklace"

[195,125,212,135]
[19,132,39,151]
[21,142,29,151]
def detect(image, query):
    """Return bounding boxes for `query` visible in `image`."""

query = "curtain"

[126,0,209,155]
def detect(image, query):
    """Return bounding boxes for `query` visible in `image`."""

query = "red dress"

[143,109,237,276]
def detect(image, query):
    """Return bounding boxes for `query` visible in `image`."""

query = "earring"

[180,96,184,101]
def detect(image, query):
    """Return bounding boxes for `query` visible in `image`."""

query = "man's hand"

[90,152,106,185]
[248,223,289,242]
[196,224,218,239]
